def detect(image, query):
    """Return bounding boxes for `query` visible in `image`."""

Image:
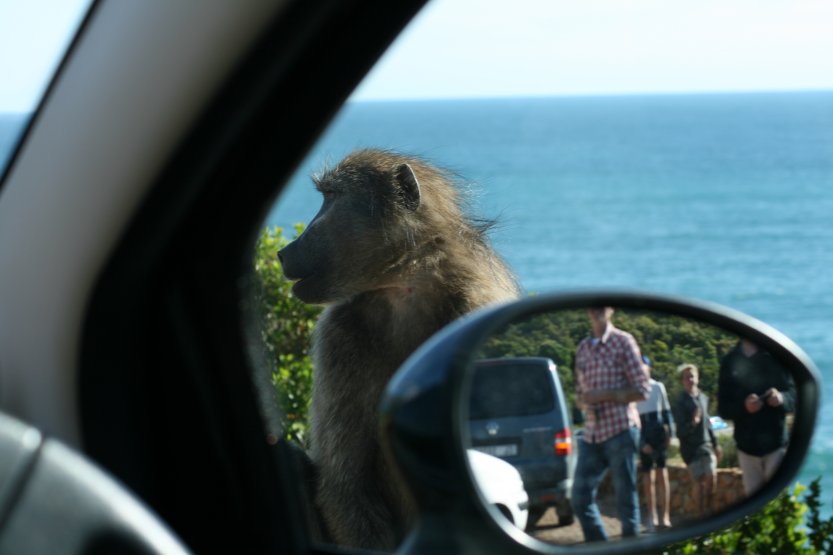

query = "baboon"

[278,149,519,550]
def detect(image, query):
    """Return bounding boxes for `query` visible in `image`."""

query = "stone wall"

[662,464,745,517]
[598,463,746,521]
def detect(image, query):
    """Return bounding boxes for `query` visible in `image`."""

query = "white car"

[467,449,529,531]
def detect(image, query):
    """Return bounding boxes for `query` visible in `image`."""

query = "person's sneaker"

[644,520,656,533]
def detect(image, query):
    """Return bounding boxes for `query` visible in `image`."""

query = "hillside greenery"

[478,308,738,415]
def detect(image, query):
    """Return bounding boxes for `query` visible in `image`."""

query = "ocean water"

[266,92,833,510]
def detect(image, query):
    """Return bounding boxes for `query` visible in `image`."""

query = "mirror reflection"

[465,306,796,544]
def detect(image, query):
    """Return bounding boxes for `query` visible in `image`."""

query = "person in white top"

[636,355,675,532]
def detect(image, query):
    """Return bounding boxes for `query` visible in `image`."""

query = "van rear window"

[469,363,555,419]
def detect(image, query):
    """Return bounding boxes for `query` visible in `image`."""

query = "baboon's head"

[279,149,446,305]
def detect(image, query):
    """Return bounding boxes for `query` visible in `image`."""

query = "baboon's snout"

[277,246,292,276]
[277,241,306,281]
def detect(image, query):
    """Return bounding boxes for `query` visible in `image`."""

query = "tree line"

[478,307,738,415]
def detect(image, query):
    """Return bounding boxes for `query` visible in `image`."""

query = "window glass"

[0,1,92,174]
[470,363,556,419]
[254,0,833,530]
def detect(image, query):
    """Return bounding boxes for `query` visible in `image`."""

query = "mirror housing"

[380,291,820,554]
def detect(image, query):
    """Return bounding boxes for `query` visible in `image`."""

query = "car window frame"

[78,0,428,553]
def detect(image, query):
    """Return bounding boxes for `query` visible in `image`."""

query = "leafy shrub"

[805,478,833,554]
[664,477,833,554]
[663,483,807,554]
[252,225,321,446]
[716,434,737,469]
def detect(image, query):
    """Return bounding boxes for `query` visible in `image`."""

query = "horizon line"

[348,87,833,104]
[4,87,833,114]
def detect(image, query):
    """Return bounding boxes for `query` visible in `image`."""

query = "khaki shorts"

[688,451,717,479]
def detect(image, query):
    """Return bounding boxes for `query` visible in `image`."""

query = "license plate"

[475,444,518,457]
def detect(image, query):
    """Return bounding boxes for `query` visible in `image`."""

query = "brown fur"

[278,149,518,549]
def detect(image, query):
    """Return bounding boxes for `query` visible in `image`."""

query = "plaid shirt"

[576,323,650,443]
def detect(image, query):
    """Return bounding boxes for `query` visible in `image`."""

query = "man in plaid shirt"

[571,307,651,542]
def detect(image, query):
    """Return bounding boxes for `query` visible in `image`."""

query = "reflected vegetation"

[464,307,796,545]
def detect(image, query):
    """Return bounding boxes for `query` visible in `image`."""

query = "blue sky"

[0,0,89,112]
[3,0,833,112]
[353,0,833,100]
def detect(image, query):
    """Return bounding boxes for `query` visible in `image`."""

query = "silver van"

[468,357,576,530]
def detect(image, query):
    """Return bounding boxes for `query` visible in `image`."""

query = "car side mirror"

[380,291,819,554]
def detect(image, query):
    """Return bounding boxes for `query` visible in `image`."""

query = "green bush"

[715,434,738,469]
[252,225,321,446]
[664,483,806,554]
[805,478,833,554]
[663,477,833,554]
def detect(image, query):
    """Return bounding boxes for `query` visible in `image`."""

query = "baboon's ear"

[395,164,421,211]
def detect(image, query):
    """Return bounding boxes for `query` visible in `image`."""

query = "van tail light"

[554,428,572,456]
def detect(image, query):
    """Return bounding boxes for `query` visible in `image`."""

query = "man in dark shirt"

[717,339,795,495]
